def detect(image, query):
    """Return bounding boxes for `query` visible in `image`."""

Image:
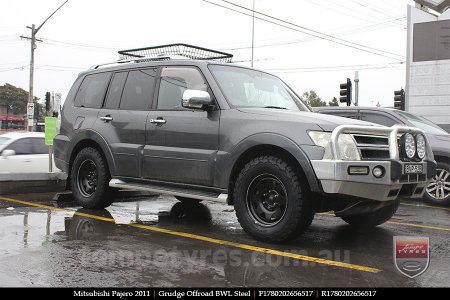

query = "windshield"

[209,65,309,111]
[0,137,10,145]
[397,111,449,135]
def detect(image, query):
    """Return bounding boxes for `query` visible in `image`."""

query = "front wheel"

[71,147,112,209]
[340,200,400,227]
[424,161,450,206]
[233,156,314,243]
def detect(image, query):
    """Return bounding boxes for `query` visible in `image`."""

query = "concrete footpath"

[0,172,67,195]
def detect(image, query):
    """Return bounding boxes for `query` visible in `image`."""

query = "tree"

[0,83,28,115]
[328,97,339,106]
[0,83,44,119]
[301,90,327,107]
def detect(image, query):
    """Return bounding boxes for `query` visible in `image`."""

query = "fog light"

[348,166,369,175]
[372,166,385,178]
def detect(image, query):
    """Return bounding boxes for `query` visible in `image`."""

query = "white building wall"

[406,5,450,131]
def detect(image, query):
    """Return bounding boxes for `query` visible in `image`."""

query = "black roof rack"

[118,43,233,63]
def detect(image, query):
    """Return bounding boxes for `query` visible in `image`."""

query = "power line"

[218,0,404,58]
[202,0,404,61]
[265,62,405,72]
[308,0,400,25]
[349,0,399,18]
[219,16,406,51]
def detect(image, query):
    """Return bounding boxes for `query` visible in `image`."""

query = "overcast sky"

[0,0,416,107]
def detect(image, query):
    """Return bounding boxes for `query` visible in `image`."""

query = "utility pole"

[354,71,359,106]
[21,0,69,132]
[251,0,255,68]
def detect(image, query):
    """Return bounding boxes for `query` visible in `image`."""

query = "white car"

[0,132,59,173]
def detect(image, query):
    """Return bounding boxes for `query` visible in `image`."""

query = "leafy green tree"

[0,83,44,119]
[301,90,327,107]
[0,83,28,115]
[328,97,339,106]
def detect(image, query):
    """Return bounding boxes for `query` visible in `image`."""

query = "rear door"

[143,66,220,186]
[94,68,157,178]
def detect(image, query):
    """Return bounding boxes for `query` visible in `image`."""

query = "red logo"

[394,236,429,278]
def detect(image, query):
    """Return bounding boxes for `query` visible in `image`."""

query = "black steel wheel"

[246,174,288,226]
[234,156,314,243]
[71,147,112,209]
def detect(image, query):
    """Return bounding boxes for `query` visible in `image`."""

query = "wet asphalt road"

[0,192,448,287]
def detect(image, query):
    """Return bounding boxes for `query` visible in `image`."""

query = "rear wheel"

[340,200,400,227]
[71,147,112,209]
[233,156,314,243]
[424,161,450,206]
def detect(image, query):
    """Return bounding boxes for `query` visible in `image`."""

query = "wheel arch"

[223,134,321,204]
[67,130,116,188]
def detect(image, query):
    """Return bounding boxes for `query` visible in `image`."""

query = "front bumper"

[310,124,436,202]
[311,159,436,201]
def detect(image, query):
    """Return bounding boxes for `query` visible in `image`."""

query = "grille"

[352,134,390,160]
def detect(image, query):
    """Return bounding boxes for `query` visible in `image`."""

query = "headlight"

[416,134,426,159]
[337,134,360,161]
[403,133,416,159]
[308,131,360,161]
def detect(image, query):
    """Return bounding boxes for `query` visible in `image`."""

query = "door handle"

[150,118,166,125]
[100,116,113,122]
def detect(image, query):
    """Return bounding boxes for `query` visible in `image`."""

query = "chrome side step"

[109,179,228,203]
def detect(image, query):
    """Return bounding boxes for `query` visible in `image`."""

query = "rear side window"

[74,72,112,108]
[4,138,33,155]
[321,110,358,120]
[360,112,399,127]
[104,72,128,109]
[31,137,48,154]
[120,68,157,110]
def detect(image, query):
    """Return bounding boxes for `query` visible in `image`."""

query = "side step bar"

[109,179,228,203]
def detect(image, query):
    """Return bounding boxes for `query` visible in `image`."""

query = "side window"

[321,111,358,120]
[74,72,112,108]
[120,68,157,110]
[4,138,33,155]
[104,72,128,109]
[31,137,47,154]
[157,67,207,110]
[360,112,399,127]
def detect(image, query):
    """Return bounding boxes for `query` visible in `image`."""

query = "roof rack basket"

[118,43,233,63]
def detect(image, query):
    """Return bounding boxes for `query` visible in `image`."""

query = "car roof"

[314,106,397,113]
[0,132,44,140]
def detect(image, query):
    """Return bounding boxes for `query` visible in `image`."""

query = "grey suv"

[54,44,436,243]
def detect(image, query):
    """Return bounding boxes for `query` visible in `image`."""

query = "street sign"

[27,103,34,119]
[54,92,62,114]
[45,117,57,145]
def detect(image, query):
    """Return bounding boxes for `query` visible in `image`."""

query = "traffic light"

[45,92,51,113]
[394,88,405,111]
[340,78,352,106]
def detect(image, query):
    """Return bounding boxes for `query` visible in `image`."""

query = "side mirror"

[1,149,16,158]
[182,90,213,110]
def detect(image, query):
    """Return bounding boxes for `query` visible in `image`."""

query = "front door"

[143,66,219,186]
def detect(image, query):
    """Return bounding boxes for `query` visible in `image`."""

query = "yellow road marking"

[319,212,450,232]
[387,220,450,232]
[0,196,380,273]
[401,202,450,212]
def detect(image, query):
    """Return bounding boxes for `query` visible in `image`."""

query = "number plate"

[404,164,423,174]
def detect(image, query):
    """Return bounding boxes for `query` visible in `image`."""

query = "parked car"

[54,44,436,243]
[0,132,58,173]
[315,106,450,206]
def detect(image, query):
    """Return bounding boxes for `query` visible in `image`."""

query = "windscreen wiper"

[263,106,287,110]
